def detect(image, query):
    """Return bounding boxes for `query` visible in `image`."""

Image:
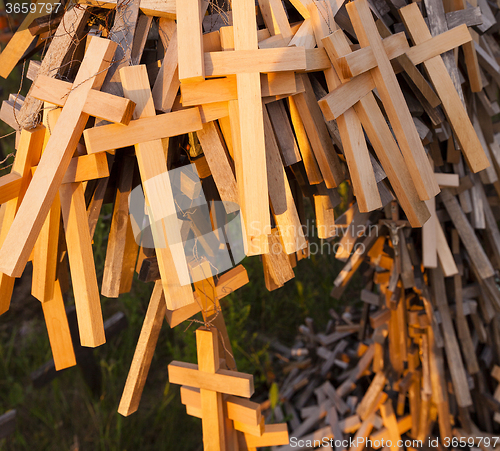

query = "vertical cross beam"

[119,65,195,310]
[231,0,271,255]
[197,327,226,451]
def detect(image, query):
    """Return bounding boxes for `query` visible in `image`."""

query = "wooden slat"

[120,65,195,310]
[41,280,76,371]
[31,75,135,125]
[204,47,307,76]
[83,108,203,154]
[0,125,45,314]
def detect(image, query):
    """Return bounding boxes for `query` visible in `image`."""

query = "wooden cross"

[0,37,118,279]
[308,1,380,214]
[399,3,489,173]
[343,0,441,201]
[169,326,254,451]
[118,264,249,416]
[316,22,430,227]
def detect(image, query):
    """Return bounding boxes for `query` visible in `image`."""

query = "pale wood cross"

[118,264,249,417]
[311,3,430,228]
[169,326,254,451]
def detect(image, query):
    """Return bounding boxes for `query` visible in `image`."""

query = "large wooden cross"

[169,326,254,451]
[311,4,430,227]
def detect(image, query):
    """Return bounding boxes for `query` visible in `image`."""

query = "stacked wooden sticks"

[1,0,500,448]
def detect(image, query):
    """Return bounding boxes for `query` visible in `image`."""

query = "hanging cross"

[169,326,254,451]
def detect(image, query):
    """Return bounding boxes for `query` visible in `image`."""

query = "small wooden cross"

[169,326,255,451]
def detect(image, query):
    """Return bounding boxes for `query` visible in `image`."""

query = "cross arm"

[168,361,254,398]
[0,174,23,205]
[337,24,472,79]
[83,108,203,154]
[204,47,307,76]
[31,75,136,125]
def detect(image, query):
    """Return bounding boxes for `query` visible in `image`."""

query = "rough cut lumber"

[0,37,117,278]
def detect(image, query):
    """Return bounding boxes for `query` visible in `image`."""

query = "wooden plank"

[102,156,138,297]
[60,181,105,347]
[324,30,430,227]
[177,0,204,82]
[131,15,153,65]
[204,47,307,76]
[0,38,117,278]
[230,0,271,256]
[400,4,489,173]
[118,281,166,416]
[0,174,22,205]
[41,280,76,371]
[83,108,203,154]
[440,189,495,279]
[0,125,45,314]
[152,28,180,112]
[31,75,135,125]
[60,153,109,184]
[422,197,437,268]
[430,266,472,408]
[263,109,307,254]
[347,0,439,201]
[120,65,195,310]
[100,0,140,98]
[292,75,344,189]
[196,121,239,211]
[436,220,458,277]
[288,95,322,184]
[266,101,301,166]
[168,361,254,397]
